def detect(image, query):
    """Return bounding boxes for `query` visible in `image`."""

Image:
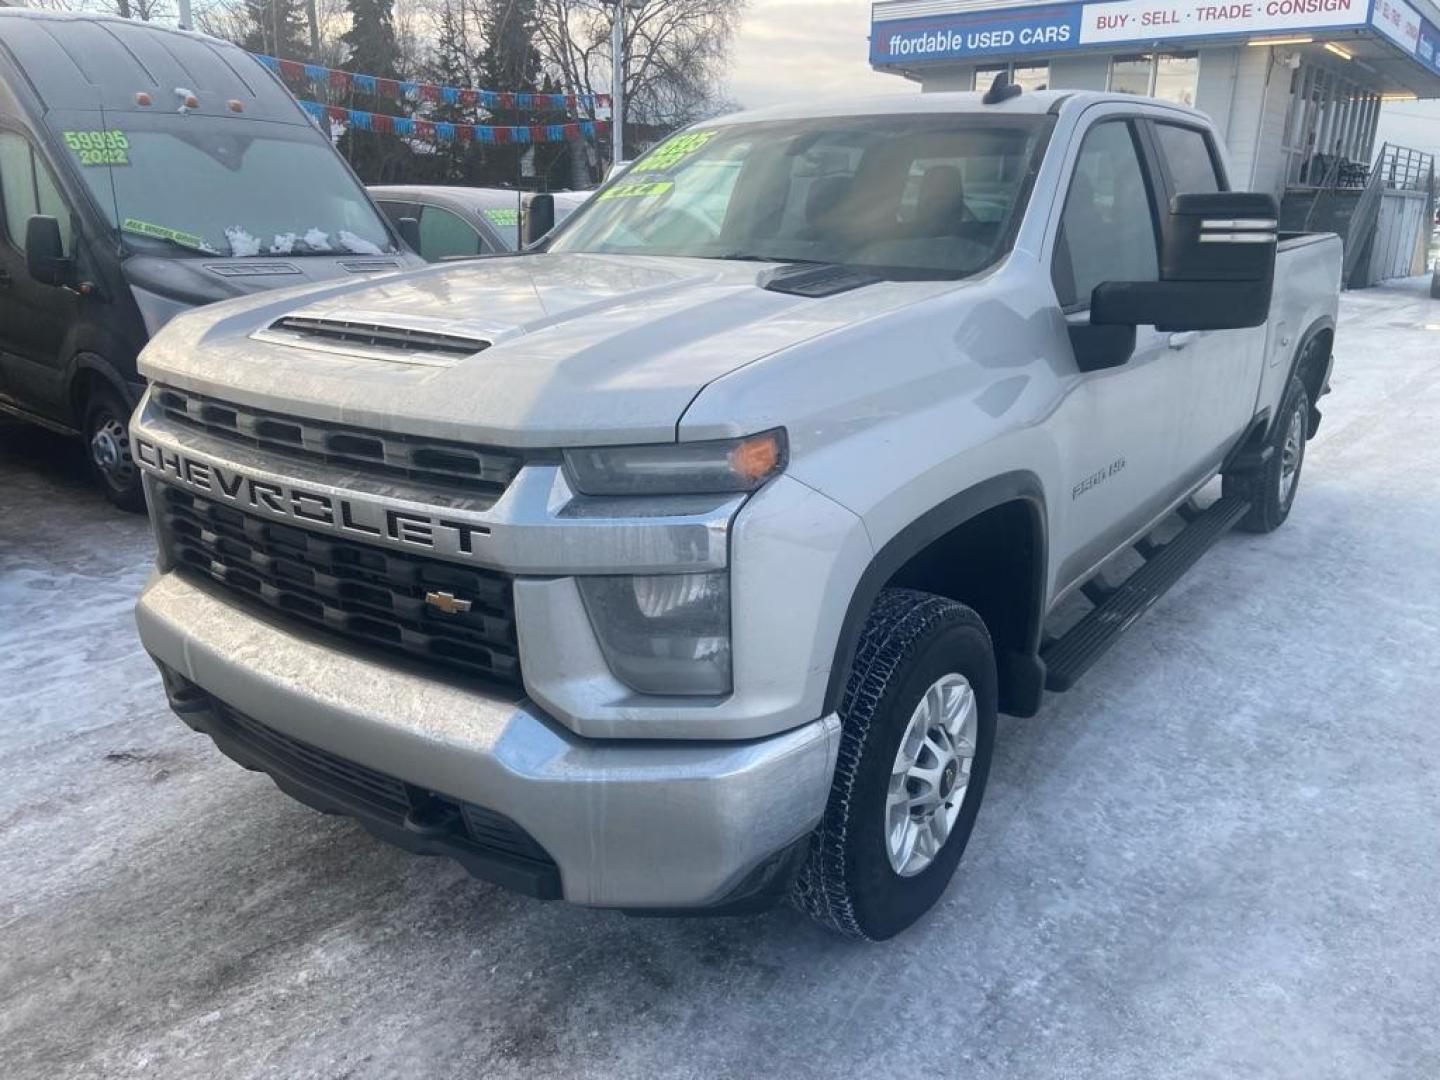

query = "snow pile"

[338,231,383,255]
[270,233,297,255]
[303,228,332,252]
[225,227,262,258]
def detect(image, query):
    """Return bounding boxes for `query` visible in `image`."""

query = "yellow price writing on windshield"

[64,130,130,166]
[634,131,715,173]
[598,180,675,201]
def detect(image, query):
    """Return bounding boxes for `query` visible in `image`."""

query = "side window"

[0,131,38,251]
[1154,123,1223,194]
[0,132,72,255]
[376,200,419,227]
[34,153,73,254]
[1051,120,1159,309]
[417,204,484,261]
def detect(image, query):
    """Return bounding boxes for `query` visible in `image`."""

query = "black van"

[0,11,422,509]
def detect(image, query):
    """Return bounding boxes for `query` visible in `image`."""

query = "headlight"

[563,429,787,497]
[578,572,731,696]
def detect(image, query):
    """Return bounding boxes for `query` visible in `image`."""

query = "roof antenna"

[983,72,1023,105]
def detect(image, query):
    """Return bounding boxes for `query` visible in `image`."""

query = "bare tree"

[532,0,744,150]
[27,0,173,18]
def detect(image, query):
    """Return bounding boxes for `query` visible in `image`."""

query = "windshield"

[55,112,396,258]
[549,114,1051,278]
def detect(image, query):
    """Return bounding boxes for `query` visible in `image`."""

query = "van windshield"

[53,112,396,258]
[549,114,1051,278]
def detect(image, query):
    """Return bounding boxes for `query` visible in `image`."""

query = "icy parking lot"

[3,278,1439,1080]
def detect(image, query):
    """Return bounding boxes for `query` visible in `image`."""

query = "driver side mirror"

[26,215,73,288]
[522,193,556,247]
[1091,192,1278,332]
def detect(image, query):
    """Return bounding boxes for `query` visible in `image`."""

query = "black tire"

[791,589,997,940]
[1224,375,1309,534]
[82,384,145,512]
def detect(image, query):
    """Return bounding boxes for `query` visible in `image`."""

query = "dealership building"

[870,0,1440,281]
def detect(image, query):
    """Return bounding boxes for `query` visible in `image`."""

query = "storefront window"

[973,63,1048,92]
[1012,63,1049,91]
[1108,53,1199,104]
[1153,53,1199,106]
[1109,55,1153,96]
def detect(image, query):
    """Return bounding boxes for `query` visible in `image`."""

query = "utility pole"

[176,0,192,29]
[610,1,625,168]
[306,0,321,55]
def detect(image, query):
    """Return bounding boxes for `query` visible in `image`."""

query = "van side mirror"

[26,215,73,287]
[396,216,421,253]
[522,193,556,247]
[1091,192,1278,332]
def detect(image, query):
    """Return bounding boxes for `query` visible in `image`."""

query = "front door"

[0,129,80,422]
[1046,114,1191,596]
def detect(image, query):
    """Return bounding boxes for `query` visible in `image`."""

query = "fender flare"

[822,470,1049,716]
[68,353,140,421]
[1281,315,1336,430]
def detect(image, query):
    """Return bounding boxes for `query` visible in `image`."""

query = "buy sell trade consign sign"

[871,0,1371,63]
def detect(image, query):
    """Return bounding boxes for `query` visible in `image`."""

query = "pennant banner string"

[258,54,611,113]
[299,99,608,145]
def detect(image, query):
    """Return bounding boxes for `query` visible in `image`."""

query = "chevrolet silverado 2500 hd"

[132,86,1342,940]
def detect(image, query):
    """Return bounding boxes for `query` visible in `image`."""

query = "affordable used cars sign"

[872,0,1369,63]
[873,4,1083,63]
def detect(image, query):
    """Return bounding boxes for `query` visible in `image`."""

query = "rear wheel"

[1225,375,1309,534]
[83,384,144,512]
[791,589,996,940]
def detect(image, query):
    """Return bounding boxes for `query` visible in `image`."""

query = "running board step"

[1041,496,1251,692]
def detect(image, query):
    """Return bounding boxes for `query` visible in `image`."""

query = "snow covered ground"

[2,278,1438,1080]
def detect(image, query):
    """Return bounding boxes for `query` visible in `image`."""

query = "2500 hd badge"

[133,436,491,558]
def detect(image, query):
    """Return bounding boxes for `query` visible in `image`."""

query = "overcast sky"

[726,0,1440,159]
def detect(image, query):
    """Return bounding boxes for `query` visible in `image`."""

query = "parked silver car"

[371,184,588,259]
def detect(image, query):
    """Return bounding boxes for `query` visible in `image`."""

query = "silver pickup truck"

[131,86,1342,940]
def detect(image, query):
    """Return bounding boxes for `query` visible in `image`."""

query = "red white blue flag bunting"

[299,100,608,144]
[258,55,611,112]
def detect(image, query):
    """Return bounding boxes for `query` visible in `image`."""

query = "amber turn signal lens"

[135,92,153,106]
[729,432,784,482]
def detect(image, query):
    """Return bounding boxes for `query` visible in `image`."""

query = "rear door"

[1142,118,1267,484]
[0,128,80,420]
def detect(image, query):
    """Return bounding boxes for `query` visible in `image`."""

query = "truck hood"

[139,252,953,447]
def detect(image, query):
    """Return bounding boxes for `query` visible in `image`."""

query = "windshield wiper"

[698,253,827,265]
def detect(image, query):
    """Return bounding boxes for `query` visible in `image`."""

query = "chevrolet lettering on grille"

[133,436,492,560]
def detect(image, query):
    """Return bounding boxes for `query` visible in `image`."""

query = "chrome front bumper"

[135,570,841,909]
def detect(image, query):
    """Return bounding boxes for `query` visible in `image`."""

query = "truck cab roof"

[698,89,1214,129]
[0,9,301,121]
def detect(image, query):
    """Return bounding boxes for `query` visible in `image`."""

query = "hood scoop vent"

[759,262,880,298]
[255,315,491,367]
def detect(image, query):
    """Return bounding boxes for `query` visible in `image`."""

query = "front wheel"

[83,384,145,512]
[791,589,997,940]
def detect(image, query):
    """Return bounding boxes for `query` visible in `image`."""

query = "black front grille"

[158,484,522,688]
[152,384,520,500]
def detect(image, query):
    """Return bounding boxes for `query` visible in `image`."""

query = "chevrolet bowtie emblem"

[424,591,473,615]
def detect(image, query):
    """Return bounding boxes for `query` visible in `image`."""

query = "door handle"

[1167,331,1202,350]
